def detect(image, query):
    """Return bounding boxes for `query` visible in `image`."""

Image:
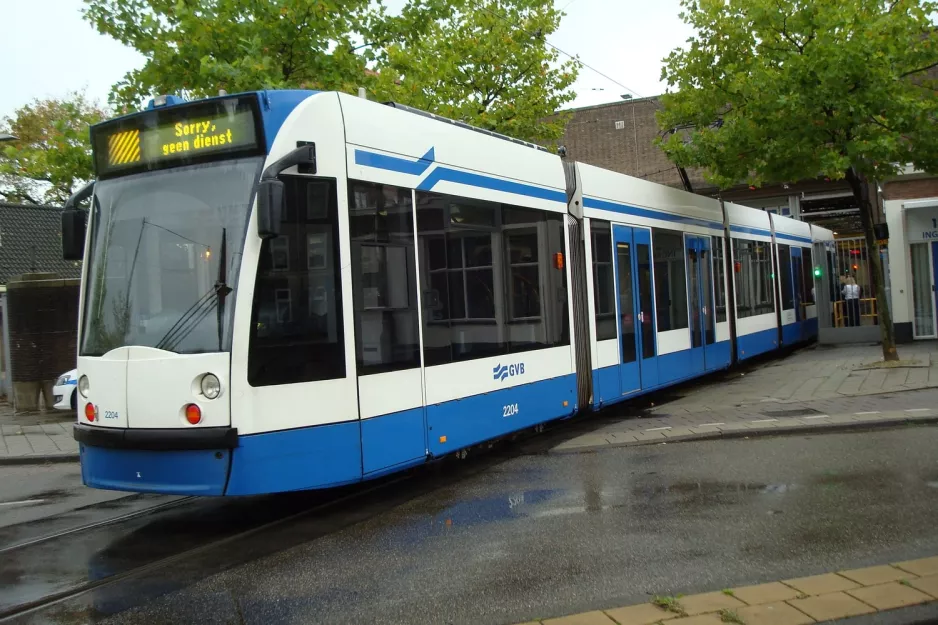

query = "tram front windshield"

[80,157,263,356]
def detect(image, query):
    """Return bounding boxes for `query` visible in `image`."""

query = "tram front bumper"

[74,424,238,496]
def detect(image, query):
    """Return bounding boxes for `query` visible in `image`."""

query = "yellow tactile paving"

[737,601,815,625]
[838,565,909,586]
[787,592,876,620]
[603,602,679,625]
[782,573,860,596]
[679,591,746,615]
[542,610,616,625]
[731,582,803,605]
[847,582,933,610]
[908,575,938,599]
[661,615,723,625]
[520,556,938,625]
[894,556,938,577]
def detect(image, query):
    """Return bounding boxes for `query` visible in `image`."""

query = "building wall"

[883,177,938,201]
[6,273,80,410]
[557,98,714,191]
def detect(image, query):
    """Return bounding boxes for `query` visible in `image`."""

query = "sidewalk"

[517,556,938,625]
[0,401,78,464]
[0,341,935,464]
[552,341,938,454]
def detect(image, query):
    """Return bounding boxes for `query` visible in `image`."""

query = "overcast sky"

[0,0,693,120]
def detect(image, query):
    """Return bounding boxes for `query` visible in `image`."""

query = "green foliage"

[82,0,578,143]
[651,595,687,616]
[83,0,377,111]
[655,0,938,189]
[0,91,108,205]
[371,0,579,143]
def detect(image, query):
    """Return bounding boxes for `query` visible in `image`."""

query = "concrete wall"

[6,273,80,412]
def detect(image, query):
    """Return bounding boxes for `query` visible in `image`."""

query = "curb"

[549,415,938,455]
[0,453,79,466]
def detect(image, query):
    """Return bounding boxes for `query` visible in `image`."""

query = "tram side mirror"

[256,143,316,239]
[256,179,284,239]
[62,209,87,260]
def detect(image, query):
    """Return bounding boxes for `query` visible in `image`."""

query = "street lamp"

[0,132,17,143]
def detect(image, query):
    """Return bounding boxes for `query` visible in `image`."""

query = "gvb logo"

[493,362,525,382]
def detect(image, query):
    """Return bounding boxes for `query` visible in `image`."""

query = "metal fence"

[824,236,889,328]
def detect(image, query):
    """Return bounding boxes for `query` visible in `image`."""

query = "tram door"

[791,247,804,326]
[685,235,717,372]
[613,225,658,394]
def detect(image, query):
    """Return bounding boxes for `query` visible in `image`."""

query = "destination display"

[92,95,263,177]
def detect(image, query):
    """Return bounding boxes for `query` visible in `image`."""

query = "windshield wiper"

[215,227,231,351]
[154,228,232,353]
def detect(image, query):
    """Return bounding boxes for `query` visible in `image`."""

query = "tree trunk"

[844,166,899,361]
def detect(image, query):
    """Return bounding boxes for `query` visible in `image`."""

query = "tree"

[655,0,938,362]
[370,0,579,143]
[0,92,108,205]
[82,0,577,143]
[82,0,377,111]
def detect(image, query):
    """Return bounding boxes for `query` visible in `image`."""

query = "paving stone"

[731,582,802,605]
[782,573,860,596]
[847,582,933,610]
[4,436,32,455]
[838,565,909,586]
[660,615,723,625]
[907,575,938,599]
[787,592,876,621]
[632,431,666,441]
[663,427,697,439]
[717,423,751,433]
[605,433,638,444]
[603,603,678,625]
[736,601,814,625]
[679,591,746,615]
[554,435,609,450]
[895,557,938,578]
[542,610,617,625]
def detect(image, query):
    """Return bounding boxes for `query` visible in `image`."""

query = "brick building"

[556,97,938,342]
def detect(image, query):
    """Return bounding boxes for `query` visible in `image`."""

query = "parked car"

[53,369,78,411]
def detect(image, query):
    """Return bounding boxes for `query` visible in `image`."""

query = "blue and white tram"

[62,90,833,496]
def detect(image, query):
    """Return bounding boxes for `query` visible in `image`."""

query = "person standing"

[842,274,860,326]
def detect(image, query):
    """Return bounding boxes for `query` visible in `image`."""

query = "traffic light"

[813,266,822,278]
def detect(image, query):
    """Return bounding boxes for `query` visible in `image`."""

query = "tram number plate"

[103,410,120,420]
[502,403,519,418]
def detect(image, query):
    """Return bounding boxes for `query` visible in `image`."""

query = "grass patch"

[720,609,746,625]
[652,595,686,616]
[722,588,735,596]
[900,579,913,587]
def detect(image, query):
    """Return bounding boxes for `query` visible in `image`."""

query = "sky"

[0,0,694,121]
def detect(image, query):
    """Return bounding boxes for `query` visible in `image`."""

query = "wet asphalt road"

[13,425,936,625]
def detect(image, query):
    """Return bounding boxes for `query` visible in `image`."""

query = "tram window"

[711,236,728,323]
[801,248,815,304]
[591,221,616,341]
[732,238,775,319]
[248,177,345,386]
[416,190,569,366]
[652,229,689,331]
[778,244,794,310]
[348,180,420,375]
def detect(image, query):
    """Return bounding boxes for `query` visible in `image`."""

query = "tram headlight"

[200,373,221,400]
[78,375,90,398]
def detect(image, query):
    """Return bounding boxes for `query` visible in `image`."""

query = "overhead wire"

[469,0,651,101]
